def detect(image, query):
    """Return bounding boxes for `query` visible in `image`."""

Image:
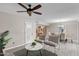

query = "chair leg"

[40,50,42,56]
[26,50,28,56]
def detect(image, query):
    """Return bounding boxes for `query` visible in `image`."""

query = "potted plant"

[0,30,11,56]
[31,42,36,47]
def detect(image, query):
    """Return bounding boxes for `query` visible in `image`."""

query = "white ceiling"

[0,3,79,23]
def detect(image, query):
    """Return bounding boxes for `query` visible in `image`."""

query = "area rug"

[13,48,57,56]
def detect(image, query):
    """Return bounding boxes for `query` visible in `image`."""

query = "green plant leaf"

[4,38,12,44]
[0,30,9,38]
[0,30,11,49]
[0,43,6,48]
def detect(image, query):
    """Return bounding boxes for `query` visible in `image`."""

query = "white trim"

[3,43,26,51]
[47,18,78,23]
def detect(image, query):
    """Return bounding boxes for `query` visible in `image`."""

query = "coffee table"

[25,41,43,56]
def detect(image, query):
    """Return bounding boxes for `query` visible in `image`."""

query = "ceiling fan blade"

[32,4,41,11]
[33,11,42,15]
[18,3,27,9]
[17,11,27,12]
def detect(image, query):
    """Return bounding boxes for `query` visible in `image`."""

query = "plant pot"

[0,48,4,56]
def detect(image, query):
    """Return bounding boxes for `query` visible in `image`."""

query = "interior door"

[25,22,36,43]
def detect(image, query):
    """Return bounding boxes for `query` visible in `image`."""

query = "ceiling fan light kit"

[17,3,42,16]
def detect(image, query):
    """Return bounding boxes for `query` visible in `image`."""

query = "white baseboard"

[3,43,26,52]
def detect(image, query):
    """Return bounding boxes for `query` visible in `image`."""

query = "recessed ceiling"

[0,3,79,23]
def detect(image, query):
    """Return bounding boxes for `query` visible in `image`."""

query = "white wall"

[78,21,79,43]
[0,12,25,48]
[47,20,78,43]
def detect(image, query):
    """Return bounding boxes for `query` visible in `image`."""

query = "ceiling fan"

[17,3,42,16]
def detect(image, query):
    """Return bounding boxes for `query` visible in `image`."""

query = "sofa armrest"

[44,40,58,47]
